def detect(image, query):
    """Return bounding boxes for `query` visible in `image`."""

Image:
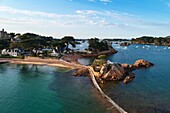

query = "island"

[131,36,170,46]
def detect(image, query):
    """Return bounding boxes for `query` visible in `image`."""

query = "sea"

[0,64,111,113]
[0,42,170,113]
[103,44,170,113]
[79,42,170,113]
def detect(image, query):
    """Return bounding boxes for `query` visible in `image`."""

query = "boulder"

[123,72,135,84]
[121,63,131,70]
[95,76,105,84]
[94,66,101,72]
[102,64,126,81]
[121,63,129,68]
[122,60,154,71]
[133,59,154,68]
[73,68,89,76]
[100,64,108,75]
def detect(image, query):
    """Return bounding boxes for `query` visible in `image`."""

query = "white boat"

[124,47,127,49]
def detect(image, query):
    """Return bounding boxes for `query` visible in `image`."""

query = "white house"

[1,48,23,57]
[50,49,59,56]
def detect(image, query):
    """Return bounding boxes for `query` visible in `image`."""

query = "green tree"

[88,38,110,52]
[10,33,53,50]
[0,39,10,50]
[61,36,76,50]
[98,55,106,59]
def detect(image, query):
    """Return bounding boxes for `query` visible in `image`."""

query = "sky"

[0,0,170,39]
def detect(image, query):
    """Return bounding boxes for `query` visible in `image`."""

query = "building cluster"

[0,29,12,39]
[1,48,23,57]
[1,48,59,57]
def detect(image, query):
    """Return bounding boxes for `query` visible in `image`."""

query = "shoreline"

[0,57,85,69]
[0,56,127,113]
[62,48,118,62]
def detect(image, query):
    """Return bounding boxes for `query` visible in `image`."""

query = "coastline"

[62,48,118,62]
[0,56,127,113]
[0,57,84,69]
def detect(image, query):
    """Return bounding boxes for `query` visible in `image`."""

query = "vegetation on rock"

[88,38,111,52]
[98,55,106,59]
[92,55,107,72]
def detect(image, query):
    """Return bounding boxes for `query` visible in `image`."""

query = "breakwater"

[88,67,127,113]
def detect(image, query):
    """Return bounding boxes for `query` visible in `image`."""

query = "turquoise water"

[102,44,170,113]
[0,64,110,113]
[1,44,170,113]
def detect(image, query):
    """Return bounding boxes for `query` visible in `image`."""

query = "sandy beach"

[0,57,86,69]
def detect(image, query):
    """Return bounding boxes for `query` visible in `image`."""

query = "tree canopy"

[10,33,54,50]
[88,38,110,52]
[0,39,10,50]
[8,33,77,53]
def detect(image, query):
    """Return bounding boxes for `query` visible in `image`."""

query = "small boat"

[124,47,127,49]
[135,46,139,49]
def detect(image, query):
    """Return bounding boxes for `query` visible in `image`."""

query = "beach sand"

[0,57,85,69]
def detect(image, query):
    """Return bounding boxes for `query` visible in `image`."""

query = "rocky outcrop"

[122,59,154,71]
[102,64,126,81]
[121,63,130,70]
[95,76,105,84]
[73,59,154,84]
[133,59,154,68]
[100,64,108,76]
[100,59,154,84]
[123,72,135,84]
[93,66,101,72]
[73,68,89,76]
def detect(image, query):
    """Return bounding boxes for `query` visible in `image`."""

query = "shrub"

[98,55,106,59]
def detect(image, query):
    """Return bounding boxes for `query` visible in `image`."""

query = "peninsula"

[0,31,154,113]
